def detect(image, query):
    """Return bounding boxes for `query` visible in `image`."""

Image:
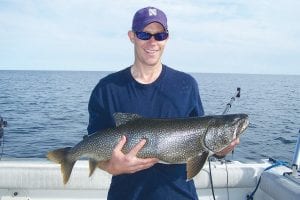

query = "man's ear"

[128,31,135,43]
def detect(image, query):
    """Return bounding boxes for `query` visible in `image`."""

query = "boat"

[0,156,299,200]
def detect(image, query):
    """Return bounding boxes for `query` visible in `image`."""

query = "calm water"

[0,70,299,164]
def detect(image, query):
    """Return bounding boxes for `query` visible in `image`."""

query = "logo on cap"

[148,8,157,16]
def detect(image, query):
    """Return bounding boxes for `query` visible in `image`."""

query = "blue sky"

[0,0,299,75]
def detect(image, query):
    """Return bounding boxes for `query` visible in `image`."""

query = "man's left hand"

[215,138,240,157]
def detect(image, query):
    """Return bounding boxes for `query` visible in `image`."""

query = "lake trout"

[47,113,249,184]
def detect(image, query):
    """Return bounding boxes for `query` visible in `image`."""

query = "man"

[87,6,239,200]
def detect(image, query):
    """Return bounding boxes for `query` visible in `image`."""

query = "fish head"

[203,114,249,153]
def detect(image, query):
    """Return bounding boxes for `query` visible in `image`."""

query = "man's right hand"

[98,135,159,175]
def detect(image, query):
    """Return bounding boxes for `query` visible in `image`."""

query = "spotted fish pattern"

[47,113,249,184]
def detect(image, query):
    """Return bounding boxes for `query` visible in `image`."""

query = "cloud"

[0,0,299,74]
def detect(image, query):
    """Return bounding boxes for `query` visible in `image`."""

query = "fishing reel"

[0,115,8,140]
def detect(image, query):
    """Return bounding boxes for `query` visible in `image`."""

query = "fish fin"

[61,160,76,185]
[89,159,98,177]
[113,113,142,126]
[47,147,75,184]
[186,151,209,180]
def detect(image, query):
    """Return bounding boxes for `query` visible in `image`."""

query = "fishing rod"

[0,114,8,160]
[222,87,241,115]
[223,87,240,155]
[291,129,300,171]
[209,87,241,200]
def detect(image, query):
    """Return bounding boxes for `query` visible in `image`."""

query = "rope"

[246,159,289,200]
[208,158,216,200]
[208,157,231,200]
[225,160,230,200]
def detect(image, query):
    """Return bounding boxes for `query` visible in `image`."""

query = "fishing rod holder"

[282,130,300,184]
[0,115,8,139]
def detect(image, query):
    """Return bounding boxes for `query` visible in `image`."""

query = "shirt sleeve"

[87,83,114,134]
[189,77,205,117]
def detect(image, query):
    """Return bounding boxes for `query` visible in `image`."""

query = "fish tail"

[47,147,75,184]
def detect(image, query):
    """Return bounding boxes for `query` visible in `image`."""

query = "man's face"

[129,22,168,67]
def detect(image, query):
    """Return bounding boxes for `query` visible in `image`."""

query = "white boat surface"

[0,158,299,200]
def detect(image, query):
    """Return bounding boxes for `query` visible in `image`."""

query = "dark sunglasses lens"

[154,32,168,41]
[136,32,151,40]
[135,31,168,41]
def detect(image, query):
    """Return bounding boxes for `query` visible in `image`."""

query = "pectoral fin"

[186,151,209,180]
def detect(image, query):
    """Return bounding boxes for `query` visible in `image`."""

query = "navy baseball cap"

[132,7,168,32]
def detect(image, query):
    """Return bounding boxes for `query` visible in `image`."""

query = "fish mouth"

[234,114,249,137]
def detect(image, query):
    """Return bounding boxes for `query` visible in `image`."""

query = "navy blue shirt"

[87,65,204,200]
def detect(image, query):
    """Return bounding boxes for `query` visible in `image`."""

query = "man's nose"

[148,35,157,43]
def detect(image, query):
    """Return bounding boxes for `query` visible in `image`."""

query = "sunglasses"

[135,31,169,41]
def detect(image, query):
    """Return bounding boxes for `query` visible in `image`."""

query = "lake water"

[0,70,299,164]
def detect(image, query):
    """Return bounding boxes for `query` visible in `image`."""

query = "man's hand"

[215,138,240,157]
[98,135,159,175]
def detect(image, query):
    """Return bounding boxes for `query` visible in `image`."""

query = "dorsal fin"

[113,113,142,126]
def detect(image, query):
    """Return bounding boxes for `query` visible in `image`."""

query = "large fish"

[47,113,249,184]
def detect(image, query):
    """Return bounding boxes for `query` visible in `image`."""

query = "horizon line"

[0,68,299,76]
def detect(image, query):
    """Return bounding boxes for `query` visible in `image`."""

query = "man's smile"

[145,49,158,55]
